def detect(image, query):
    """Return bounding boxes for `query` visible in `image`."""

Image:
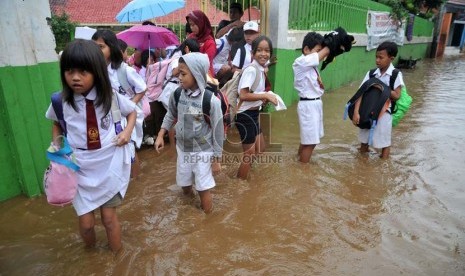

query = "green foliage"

[50,13,77,52]
[374,0,408,21]
[373,0,445,20]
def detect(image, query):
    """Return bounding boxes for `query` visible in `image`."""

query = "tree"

[406,0,445,15]
[373,0,445,19]
[50,13,77,52]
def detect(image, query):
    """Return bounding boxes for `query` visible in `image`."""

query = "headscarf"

[186,10,214,44]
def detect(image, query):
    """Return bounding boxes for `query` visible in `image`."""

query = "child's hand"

[113,130,131,147]
[268,56,278,66]
[352,113,360,126]
[266,93,278,106]
[211,160,221,175]
[154,136,164,153]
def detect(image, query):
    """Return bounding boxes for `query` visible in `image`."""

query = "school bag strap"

[46,136,80,171]
[216,37,226,56]
[236,64,261,111]
[249,64,262,92]
[239,44,246,69]
[368,68,399,90]
[368,68,377,79]
[51,92,67,135]
[173,87,214,126]
[111,91,123,134]
[116,63,135,95]
[390,69,399,90]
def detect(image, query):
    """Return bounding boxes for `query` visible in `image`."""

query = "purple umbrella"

[116,25,179,50]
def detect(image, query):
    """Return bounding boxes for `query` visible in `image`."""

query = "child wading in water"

[45,39,137,252]
[154,52,224,213]
[235,36,278,180]
[354,41,404,158]
[92,30,146,178]
[292,32,331,163]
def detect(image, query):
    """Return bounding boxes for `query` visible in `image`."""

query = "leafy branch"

[50,13,77,52]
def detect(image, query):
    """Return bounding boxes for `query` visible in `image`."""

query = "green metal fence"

[288,0,390,32]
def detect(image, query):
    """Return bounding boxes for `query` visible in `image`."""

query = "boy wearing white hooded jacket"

[154,53,224,214]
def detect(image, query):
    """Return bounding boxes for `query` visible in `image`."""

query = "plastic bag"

[392,86,412,127]
[43,136,80,206]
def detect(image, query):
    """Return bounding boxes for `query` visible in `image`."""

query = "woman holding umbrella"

[186,10,216,77]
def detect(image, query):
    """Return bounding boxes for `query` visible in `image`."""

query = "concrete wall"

[0,0,61,200]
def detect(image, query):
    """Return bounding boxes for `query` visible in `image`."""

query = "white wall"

[0,0,58,67]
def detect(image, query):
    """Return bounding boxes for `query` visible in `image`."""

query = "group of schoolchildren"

[45,2,404,253]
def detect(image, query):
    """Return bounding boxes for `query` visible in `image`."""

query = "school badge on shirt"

[101,114,111,130]
[118,86,127,95]
[88,127,100,148]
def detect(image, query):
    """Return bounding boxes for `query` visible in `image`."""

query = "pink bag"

[145,58,173,102]
[43,137,80,206]
[141,96,151,118]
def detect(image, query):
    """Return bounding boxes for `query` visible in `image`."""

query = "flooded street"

[1,55,465,275]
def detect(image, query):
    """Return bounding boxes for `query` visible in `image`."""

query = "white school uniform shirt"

[237,60,266,112]
[360,63,404,90]
[293,52,324,98]
[45,88,137,216]
[213,35,231,74]
[165,53,180,80]
[107,63,147,99]
[108,63,146,148]
[232,43,252,69]
[159,53,181,109]
[138,66,148,83]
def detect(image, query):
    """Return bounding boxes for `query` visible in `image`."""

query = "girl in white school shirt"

[235,36,278,180]
[92,30,146,178]
[45,40,137,253]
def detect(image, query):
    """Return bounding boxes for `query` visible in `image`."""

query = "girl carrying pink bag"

[43,136,80,206]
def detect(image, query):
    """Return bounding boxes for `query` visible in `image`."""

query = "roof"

[446,0,465,12]
[448,0,465,5]
[243,6,260,21]
[49,0,229,26]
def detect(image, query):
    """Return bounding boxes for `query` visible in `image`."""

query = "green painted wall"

[0,61,60,201]
[268,44,429,105]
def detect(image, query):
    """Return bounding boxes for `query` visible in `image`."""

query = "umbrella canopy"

[117,25,180,50]
[116,0,185,23]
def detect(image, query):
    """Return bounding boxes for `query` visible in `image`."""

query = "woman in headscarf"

[186,10,216,77]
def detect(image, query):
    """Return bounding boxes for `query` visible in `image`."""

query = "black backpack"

[369,68,400,114]
[345,77,391,129]
[174,84,230,133]
[229,42,247,69]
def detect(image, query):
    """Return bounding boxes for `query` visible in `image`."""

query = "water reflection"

[1,56,464,275]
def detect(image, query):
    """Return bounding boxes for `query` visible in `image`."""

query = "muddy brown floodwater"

[1,55,465,275]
